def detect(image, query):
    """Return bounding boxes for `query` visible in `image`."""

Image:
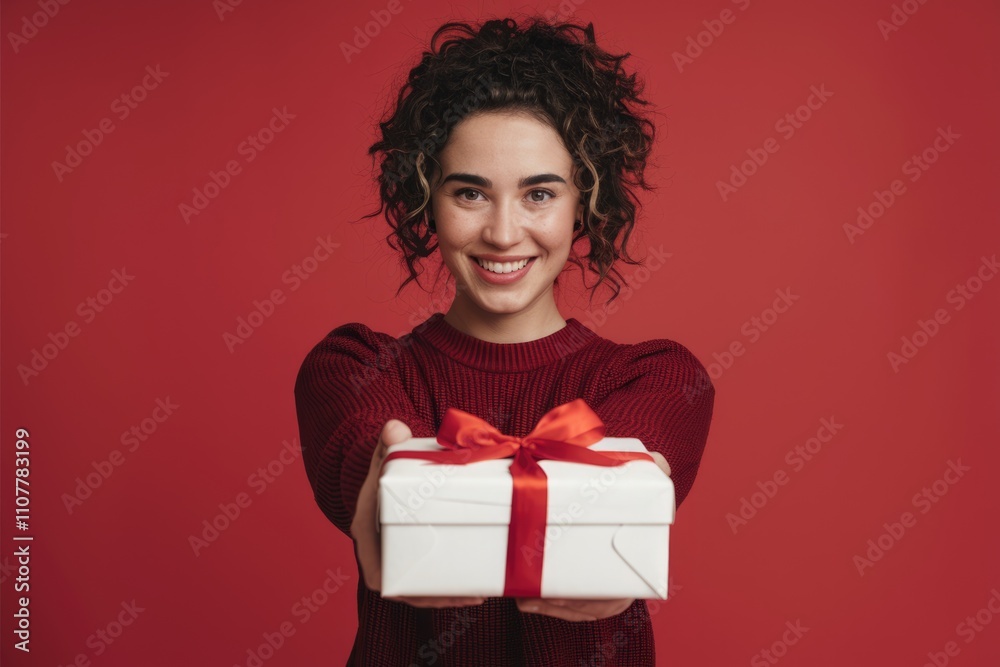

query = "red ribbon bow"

[381,398,653,597]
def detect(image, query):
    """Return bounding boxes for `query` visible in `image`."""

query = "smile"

[474,257,532,273]
[470,256,536,284]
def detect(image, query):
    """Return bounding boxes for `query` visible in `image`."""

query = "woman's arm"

[293,323,434,538]
[592,338,716,508]
[294,323,486,608]
[518,339,714,621]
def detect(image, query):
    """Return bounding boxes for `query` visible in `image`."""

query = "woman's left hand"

[516,597,634,621]
[515,451,671,622]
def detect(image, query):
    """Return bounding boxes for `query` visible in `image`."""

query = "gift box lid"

[379,437,675,526]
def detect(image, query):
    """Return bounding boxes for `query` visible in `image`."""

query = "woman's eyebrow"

[440,172,568,188]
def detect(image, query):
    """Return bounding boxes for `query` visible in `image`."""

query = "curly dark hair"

[358,15,659,307]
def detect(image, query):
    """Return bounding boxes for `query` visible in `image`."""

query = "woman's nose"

[482,202,523,248]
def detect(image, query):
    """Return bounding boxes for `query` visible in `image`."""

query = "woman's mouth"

[471,256,536,284]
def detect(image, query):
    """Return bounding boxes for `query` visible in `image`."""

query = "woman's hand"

[350,418,486,609]
[516,597,634,621]
[515,450,672,621]
[648,451,671,477]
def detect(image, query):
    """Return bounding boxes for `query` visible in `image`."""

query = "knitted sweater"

[293,312,715,666]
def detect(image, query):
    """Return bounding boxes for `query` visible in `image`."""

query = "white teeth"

[476,257,530,274]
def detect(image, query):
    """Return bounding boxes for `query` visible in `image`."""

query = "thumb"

[381,419,412,448]
[367,420,411,478]
[649,452,671,477]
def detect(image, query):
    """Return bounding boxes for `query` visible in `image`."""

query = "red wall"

[2,0,998,665]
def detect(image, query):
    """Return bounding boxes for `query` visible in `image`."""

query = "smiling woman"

[364,18,659,319]
[428,110,585,341]
[293,14,715,667]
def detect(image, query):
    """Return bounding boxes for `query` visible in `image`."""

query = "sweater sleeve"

[592,339,716,508]
[293,323,435,538]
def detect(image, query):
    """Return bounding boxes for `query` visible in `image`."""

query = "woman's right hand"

[350,418,486,609]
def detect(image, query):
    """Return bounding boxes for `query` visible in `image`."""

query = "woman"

[294,16,715,666]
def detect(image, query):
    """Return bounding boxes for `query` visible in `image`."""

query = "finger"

[385,595,486,608]
[381,419,412,448]
[530,597,634,620]
[352,430,395,590]
[386,595,486,607]
[365,434,388,478]
[350,481,381,561]
[355,422,415,597]
[543,598,622,610]
[649,452,671,477]
[520,600,598,622]
[561,598,634,617]
[352,535,381,592]
[368,420,411,477]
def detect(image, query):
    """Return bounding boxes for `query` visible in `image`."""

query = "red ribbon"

[381,398,653,597]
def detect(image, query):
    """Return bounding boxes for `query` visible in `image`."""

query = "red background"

[2,0,998,665]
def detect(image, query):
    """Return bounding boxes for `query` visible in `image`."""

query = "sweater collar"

[411,312,599,372]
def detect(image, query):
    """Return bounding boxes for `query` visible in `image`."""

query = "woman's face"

[429,109,584,327]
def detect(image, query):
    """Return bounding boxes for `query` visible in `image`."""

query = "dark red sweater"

[293,312,715,666]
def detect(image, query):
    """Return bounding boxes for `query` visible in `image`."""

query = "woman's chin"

[461,293,534,316]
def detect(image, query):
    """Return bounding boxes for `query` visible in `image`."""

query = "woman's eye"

[453,189,553,203]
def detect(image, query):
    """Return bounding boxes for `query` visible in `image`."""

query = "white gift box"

[378,436,675,599]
